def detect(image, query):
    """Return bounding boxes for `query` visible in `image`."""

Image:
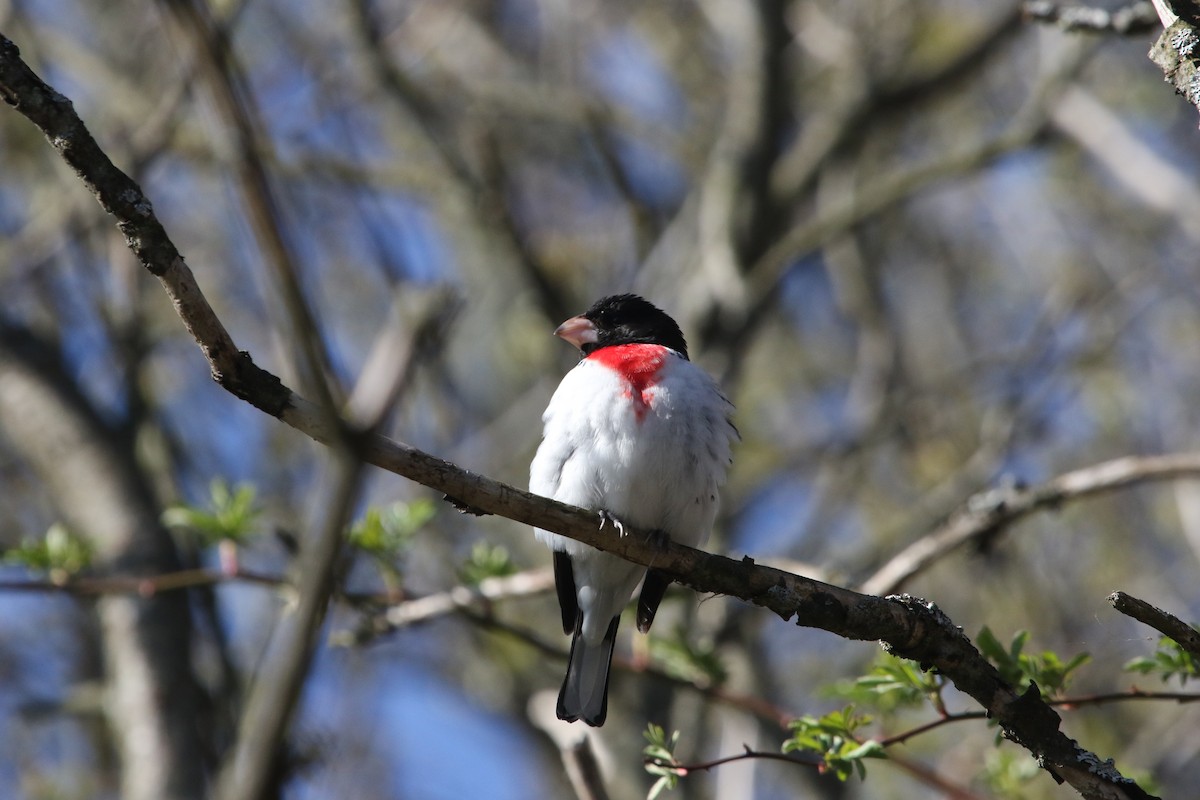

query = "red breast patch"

[588,344,668,422]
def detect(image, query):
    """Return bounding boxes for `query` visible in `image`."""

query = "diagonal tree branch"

[861,453,1200,596]
[1110,591,1200,661]
[0,33,1160,800]
[158,0,341,411]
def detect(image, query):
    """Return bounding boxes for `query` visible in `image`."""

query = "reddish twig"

[646,745,822,775]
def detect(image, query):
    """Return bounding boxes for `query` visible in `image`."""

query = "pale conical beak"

[554,315,598,350]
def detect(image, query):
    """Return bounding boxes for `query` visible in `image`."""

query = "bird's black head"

[574,294,689,359]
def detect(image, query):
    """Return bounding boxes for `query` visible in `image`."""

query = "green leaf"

[842,740,887,761]
[348,499,436,561]
[977,626,1021,685]
[1124,635,1200,685]
[976,627,1090,697]
[646,776,674,800]
[782,705,882,781]
[980,749,1042,797]
[346,499,437,591]
[459,542,517,586]
[162,478,261,545]
[648,626,728,688]
[4,523,92,577]
[643,724,682,798]
[826,654,943,712]
[643,723,680,760]
[1009,630,1030,662]
[1025,649,1092,695]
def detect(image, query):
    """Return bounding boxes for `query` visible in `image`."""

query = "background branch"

[860,453,1200,595]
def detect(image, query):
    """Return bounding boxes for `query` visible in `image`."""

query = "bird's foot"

[598,509,628,537]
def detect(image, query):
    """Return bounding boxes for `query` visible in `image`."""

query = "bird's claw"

[598,509,628,538]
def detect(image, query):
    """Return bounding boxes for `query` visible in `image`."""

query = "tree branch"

[336,567,556,643]
[1110,591,1200,660]
[861,453,1200,596]
[158,0,340,410]
[0,32,1161,800]
[1022,1,1160,34]
[1145,1,1200,120]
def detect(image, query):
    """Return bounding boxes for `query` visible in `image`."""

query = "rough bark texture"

[1150,17,1200,121]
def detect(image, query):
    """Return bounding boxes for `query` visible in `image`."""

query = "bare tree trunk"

[0,325,205,800]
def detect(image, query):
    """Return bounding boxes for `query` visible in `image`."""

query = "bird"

[529,294,737,726]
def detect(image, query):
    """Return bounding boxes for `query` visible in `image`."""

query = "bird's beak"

[554,315,598,350]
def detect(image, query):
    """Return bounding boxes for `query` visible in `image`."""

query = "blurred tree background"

[0,0,1198,798]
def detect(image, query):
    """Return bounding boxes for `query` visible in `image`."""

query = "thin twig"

[0,566,284,595]
[159,0,339,411]
[645,747,822,775]
[1053,687,1200,707]
[874,712,986,748]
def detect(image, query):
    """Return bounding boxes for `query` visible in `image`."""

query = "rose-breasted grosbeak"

[530,294,737,726]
